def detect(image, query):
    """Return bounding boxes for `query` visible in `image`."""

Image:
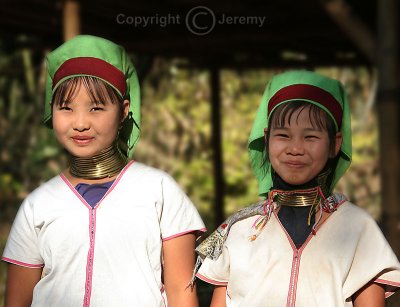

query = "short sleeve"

[342,211,400,299]
[2,198,44,268]
[159,174,205,240]
[196,245,230,285]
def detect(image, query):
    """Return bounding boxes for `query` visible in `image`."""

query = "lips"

[285,161,306,168]
[71,135,94,145]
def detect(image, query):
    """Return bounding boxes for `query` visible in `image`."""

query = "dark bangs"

[269,101,336,132]
[52,76,123,107]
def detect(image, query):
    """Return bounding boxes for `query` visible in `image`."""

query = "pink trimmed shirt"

[2,161,206,306]
[197,198,400,306]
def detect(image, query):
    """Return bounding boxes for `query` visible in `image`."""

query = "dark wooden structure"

[1,1,399,266]
[1,0,381,67]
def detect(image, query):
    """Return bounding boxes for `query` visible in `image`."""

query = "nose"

[287,138,304,155]
[72,112,90,132]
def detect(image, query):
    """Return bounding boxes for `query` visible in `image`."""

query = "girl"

[195,71,400,306]
[2,35,205,307]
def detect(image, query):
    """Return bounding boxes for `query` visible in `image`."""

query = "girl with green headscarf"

[2,35,205,307]
[195,70,400,306]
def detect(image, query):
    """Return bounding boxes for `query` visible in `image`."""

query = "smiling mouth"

[285,162,306,168]
[71,137,94,145]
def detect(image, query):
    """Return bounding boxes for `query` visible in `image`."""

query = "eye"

[59,106,72,111]
[305,135,319,140]
[274,133,289,138]
[91,107,104,112]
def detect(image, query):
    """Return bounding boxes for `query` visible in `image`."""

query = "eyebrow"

[60,99,106,105]
[59,100,72,105]
[271,126,323,132]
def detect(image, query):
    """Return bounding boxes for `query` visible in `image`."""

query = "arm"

[210,286,227,307]
[353,282,385,307]
[5,263,42,307]
[162,232,198,307]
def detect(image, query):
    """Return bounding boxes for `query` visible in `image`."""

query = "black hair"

[52,76,125,115]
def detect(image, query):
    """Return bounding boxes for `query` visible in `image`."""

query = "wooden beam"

[210,67,225,227]
[321,0,376,64]
[377,0,400,269]
[63,0,81,41]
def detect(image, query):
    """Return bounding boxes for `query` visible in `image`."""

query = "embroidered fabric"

[190,193,346,287]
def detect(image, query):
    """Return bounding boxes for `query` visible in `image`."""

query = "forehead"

[270,103,328,127]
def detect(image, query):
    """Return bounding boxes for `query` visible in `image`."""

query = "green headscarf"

[248,70,352,197]
[44,35,140,158]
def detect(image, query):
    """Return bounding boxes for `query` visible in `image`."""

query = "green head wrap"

[248,70,352,197]
[44,35,140,158]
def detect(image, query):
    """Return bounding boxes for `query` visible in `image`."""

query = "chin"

[283,176,310,186]
[67,149,98,158]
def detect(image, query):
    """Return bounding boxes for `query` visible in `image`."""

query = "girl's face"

[52,83,129,158]
[268,106,342,185]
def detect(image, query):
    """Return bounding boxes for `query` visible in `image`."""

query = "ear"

[121,100,130,121]
[332,132,343,157]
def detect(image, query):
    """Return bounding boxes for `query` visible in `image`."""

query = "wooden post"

[210,67,224,227]
[377,0,400,266]
[63,0,81,41]
[322,0,376,64]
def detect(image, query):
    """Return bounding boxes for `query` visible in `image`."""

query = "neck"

[270,167,332,207]
[68,142,127,180]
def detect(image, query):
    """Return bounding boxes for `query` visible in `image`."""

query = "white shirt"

[198,199,400,307]
[3,161,206,306]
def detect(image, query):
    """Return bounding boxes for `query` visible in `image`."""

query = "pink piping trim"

[273,200,347,307]
[60,160,135,210]
[196,273,228,286]
[162,228,207,241]
[273,212,308,307]
[59,160,135,307]
[375,278,400,298]
[83,209,97,307]
[160,286,166,307]
[2,257,44,268]
[93,160,134,209]
[60,174,91,210]
[272,209,326,307]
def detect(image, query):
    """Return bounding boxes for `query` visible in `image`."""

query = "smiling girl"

[2,35,205,307]
[195,71,400,306]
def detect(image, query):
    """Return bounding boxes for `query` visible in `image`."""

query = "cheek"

[268,148,280,170]
[268,139,282,159]
[314,141,331,162]
[52,114,63,135]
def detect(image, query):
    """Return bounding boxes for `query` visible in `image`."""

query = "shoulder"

[335,195,376,222]
[196,200,267,260]
[125,161,176,182]
[228,201,269,231]
[122,161,188,198]
[11,175,65,213]
[26,175,65,201]
[332,194,381,232]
